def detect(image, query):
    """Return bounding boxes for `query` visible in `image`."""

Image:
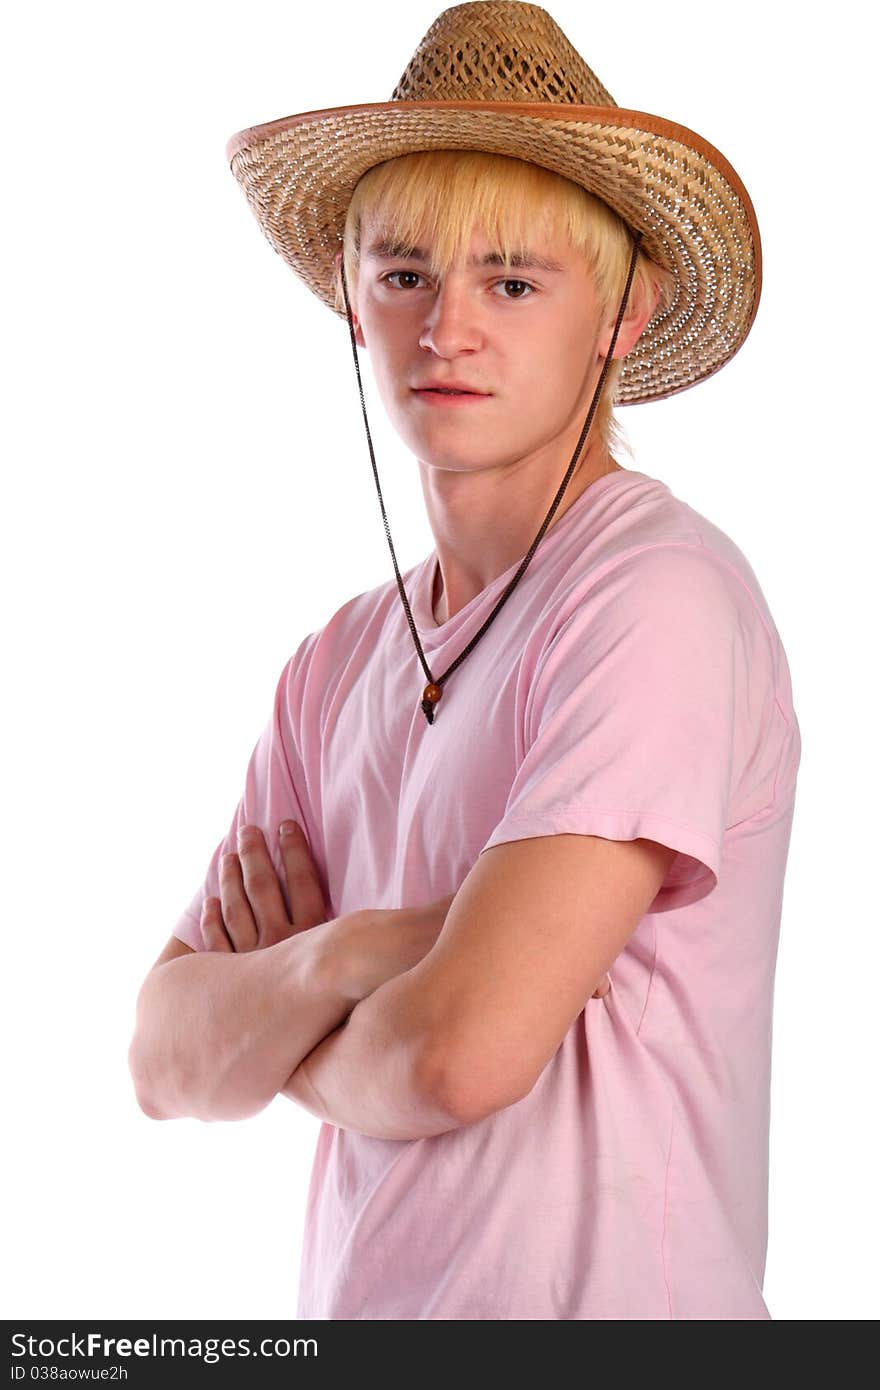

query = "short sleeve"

[478,544,774,912]
[172,636,317,950]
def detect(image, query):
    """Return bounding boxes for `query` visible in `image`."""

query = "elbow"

[127,982,205,1122]
[128,975,182,1120]
[135,1092,172,1122]
[128,1016,196,1121]
[421,1041,526,1129]
[128,1035,176,1121]
[373,1039,473,1137]
[129,1073,169,1123]
[128,1032,266,1124]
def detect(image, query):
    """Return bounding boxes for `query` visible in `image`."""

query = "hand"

[200,820,327,952]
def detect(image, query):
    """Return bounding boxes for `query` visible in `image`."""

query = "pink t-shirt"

[174,467,801,1320]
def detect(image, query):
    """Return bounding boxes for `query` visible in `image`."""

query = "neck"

[425,444,622,627]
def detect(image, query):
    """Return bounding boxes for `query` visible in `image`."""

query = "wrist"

[298,909,377,1008]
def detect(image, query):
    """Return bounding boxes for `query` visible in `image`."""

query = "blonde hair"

[334,150,676,460]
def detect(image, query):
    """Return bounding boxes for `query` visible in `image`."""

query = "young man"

[128,2,801,1319]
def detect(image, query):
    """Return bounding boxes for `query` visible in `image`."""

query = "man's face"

[350,213,614,481]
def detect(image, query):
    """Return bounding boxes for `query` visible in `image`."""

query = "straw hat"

[225,0,761,405]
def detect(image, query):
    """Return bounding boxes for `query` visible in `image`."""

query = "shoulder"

[299,561,424,658]
[273,560,426,735]
[546,542,767,671]
[522,516,782,755]
[549,472,779,659]
[278,564,415,681]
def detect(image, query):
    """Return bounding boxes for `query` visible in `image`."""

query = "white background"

[2,0,876,1321]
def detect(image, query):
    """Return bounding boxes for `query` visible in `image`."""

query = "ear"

[598,273,662,361]
[335,249,367,348]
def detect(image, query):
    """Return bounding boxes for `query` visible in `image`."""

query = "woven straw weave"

[226,3,761,404]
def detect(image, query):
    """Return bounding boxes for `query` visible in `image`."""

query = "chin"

[413,443,499,473]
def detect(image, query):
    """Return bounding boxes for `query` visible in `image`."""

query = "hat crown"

[391,1,617,106]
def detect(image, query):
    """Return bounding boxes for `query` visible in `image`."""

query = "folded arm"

[128,914,366,1123]
[129,822,455,1125]
[284,832,675,1140]
[281,961,467,1140]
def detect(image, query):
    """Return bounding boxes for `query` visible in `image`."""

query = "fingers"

[209,821,326,953]
[201,896,233,951]
[233,825,292,949]
[219,850,259,951]
[278,820,328,931]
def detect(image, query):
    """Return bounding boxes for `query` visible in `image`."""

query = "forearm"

[129,919,360,1123]
[282,969,466,1141]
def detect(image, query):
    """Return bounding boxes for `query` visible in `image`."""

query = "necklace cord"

[339,230,643,723]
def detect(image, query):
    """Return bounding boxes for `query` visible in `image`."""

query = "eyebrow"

[364,237,566,273]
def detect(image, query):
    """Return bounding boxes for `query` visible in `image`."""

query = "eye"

[492,278,535,299]
[382,270,427,290]
[381,271,536,298]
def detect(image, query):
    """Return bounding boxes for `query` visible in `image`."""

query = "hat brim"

[227,100,761,405]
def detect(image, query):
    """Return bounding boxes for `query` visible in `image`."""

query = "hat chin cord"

[339,229,643,726]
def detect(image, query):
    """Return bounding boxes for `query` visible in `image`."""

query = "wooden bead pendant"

[420,681,444,725]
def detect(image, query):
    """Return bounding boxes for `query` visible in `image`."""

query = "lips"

[412,386,492,408]
[413,382,489,395]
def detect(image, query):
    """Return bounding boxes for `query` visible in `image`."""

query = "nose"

[418,277,483,358]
